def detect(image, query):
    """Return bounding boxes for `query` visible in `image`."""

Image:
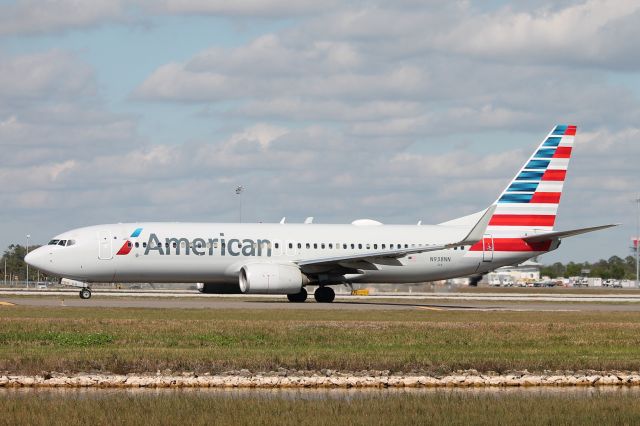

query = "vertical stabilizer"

[488,125,576,236]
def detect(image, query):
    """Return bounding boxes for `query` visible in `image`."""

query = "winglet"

[460,205,496,245]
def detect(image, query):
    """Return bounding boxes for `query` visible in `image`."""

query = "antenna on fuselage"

[304,217,314,224]
[280,217,286,224]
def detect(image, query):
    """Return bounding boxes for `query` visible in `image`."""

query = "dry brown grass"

[1,306,640,374]
[1,389,640,426]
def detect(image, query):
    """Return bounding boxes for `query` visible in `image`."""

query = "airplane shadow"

[248,299,502,310]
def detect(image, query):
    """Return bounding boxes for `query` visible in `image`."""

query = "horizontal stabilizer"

[523,224,619,243]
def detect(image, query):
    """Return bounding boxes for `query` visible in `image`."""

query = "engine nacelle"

[239,263,305,294]
[197,282,242,294]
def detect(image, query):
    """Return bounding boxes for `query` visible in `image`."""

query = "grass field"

[1,305,640,374]
[1,389,639,425]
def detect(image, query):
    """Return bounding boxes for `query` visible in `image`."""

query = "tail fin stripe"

[516,171,544,181]
[536,181,563,192]
[541,170,566,181]
[499,194,533,203]
[489,214,556,227]
[543,137,562,147]
[534,148,557,158]
[507,182,539,192]
[530,192,561,203]
[553,147,572,158]
[526,159,550,169]
[552,125,568,135]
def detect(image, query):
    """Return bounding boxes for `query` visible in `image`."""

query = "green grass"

[1,306,640,374]
[1,389,640,425]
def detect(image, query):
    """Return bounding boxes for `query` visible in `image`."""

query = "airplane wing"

[295,205,495,268]
[522,224,619,243]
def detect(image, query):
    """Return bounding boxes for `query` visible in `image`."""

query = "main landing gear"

[286,287,336,303]
[287,288,307,303]
[314,286,335,303]
[79,288,92,300]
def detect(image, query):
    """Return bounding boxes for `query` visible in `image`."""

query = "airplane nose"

[25,247,47,270]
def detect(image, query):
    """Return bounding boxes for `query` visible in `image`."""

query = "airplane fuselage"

[31,222,546,285]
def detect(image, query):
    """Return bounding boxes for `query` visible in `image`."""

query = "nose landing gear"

[79,288,92,300]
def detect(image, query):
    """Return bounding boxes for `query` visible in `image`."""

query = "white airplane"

[26,125,615,302]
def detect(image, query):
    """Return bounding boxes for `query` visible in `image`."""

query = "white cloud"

[0,0,127,35]
[152,0,338,17]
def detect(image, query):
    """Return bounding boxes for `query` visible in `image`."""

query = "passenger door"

[98,231,113,260]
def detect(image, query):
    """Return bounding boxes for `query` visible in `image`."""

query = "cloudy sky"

[1,0,638,263]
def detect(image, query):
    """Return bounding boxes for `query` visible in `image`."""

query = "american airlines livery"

[26,125,615,302]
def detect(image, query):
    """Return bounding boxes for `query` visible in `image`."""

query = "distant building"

[486,259,541,285]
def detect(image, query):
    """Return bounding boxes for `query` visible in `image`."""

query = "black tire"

[79,288,91,300]
[314,286,335,303]
[287,288,307,303]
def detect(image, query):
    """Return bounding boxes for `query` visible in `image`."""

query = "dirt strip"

[2,371,640,388]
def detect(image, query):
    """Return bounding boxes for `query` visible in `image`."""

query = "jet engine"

[239,263,306,294]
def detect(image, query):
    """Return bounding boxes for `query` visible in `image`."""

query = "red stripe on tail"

[553,147,572,158]
[530,192,562,204]
[542,169,566,181]
[489,214,556,227]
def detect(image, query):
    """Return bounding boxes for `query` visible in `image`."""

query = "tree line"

[541,256,638,280]
[1,244,46,282]
[1,243,637,283]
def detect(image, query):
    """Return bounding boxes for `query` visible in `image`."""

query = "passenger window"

[382,244,386,249]
[288,243,293,249]
[374,244,378,249]
[351,244,355,249]
[405,244,408,248]
[343,244,347,249]
[297,243,302,249]
[314,243,318,249]
[128,242,132,248]
[306,243,310,249]
[366,244,370,250]
[275,243,279,249]
[390,244,394,249]
[321,243,325,249]
[135,242,139,248]
[143,242,147,248]
[329,243,333,249]
[358,244,362,249]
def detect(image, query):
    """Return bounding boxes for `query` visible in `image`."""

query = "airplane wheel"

[314,286,335,303]
[79,288,92,300]
[287,288,307,303]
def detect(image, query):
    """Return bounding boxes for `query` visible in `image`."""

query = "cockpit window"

[66,240,76,246]
[58,240,66,246]
[48,239,59,245]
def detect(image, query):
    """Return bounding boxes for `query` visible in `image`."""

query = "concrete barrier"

[1,371,640,388]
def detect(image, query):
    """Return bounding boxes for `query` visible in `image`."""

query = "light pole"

[235,186,245,223]
[636,197,640,288]
[26,234,30,288]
